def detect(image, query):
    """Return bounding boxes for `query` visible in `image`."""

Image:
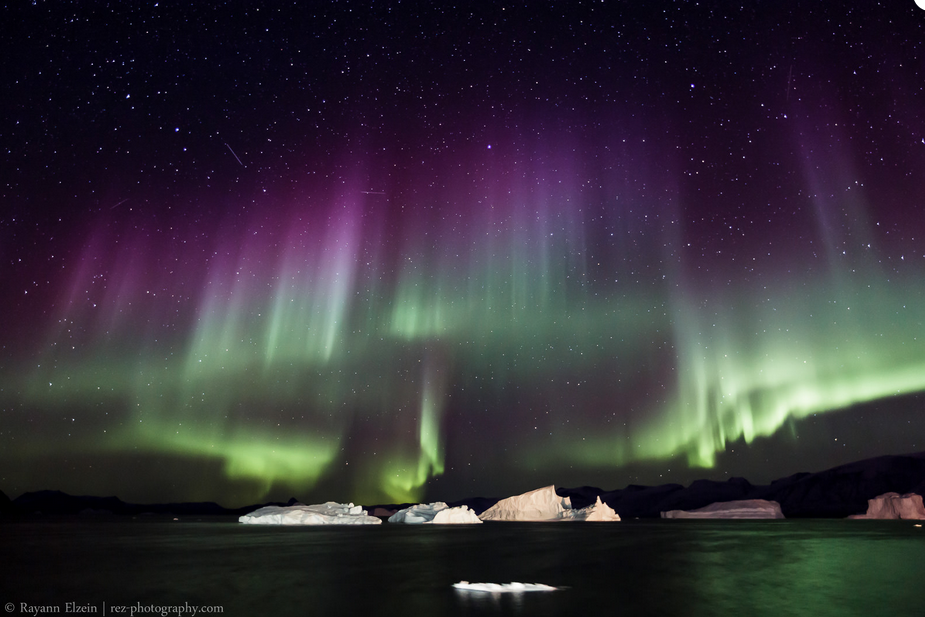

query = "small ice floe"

[388,502,481,524]
[453,581,558,593]
[238,502,381,525]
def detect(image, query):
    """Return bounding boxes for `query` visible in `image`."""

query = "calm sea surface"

[1,518,923,616]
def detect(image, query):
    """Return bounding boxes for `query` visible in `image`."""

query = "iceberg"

[661,499,785,519]
[238,502,382,525]
[479,485,572,521]
[388,502,482,524]
[453,581,558,593]
[848,492,925,519]
[479,486,621,522]
[433,505,482,524]
[561,496,621,522]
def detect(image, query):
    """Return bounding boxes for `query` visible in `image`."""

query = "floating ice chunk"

[388,502,439,524]
[478,485,572,521]
[560,496,621,522]
[453,581,558,593]
[848,493,925,520]
[477,486,620,522]
[389,501,446,524]
[432,505,482,524]
[661,499,784,519]
[389,502,481,524]
[238,502,382,525]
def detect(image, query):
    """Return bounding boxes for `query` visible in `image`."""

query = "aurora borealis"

[2,2,925,506]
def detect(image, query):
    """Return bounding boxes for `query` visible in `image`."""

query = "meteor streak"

[225,143,244,167]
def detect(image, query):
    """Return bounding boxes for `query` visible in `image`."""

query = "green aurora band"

[3,160,925,505]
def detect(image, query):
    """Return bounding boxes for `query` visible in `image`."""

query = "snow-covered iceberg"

[238,502,382,525]
[478,486,621,522]
[661,499,784,519]
[848,492,925,519]
[453,581,558,593]
[561,496,621,521]
[388,502,482,524]
[433,505,482,524]
[479,485,572,521]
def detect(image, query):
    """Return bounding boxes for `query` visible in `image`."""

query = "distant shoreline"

[4,452,925,520]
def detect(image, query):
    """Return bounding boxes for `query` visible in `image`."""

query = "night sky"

[2,1,925,507]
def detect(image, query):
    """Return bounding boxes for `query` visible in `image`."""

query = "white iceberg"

[388,502,482,524]
[433,505,482,524]
[238,502,382,525]
[848,492,925,519]
[453,581,558,593]
[561,496,621,522]
[479,486,621,522]
[661,499,784,519]
[477,485,571,521]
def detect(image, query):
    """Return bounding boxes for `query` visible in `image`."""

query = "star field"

[1,2,925,505]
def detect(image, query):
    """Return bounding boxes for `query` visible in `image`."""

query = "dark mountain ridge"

[4,452,924,519]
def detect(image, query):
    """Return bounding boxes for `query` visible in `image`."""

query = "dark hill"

[6,452,925,519]
[551,452,925,518]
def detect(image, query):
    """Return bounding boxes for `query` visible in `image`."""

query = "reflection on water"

[1,519,923,616]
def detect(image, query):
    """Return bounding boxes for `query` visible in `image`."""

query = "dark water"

[2,518,923,616]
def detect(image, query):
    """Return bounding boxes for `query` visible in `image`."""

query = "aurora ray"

[1,1,923,506]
